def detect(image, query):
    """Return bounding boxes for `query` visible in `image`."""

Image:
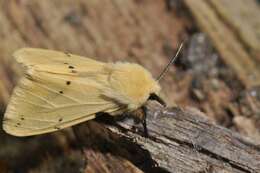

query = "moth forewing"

[3,49,121,136]
[3,48,161,136]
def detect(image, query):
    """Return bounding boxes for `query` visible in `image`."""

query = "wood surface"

[73,100,260,172]
[184,0,260,88]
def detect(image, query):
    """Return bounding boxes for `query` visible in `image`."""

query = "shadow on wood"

[71,101,260,173]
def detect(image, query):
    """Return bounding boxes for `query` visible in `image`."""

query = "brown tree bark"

[72,101,260,173]
[183,0,260,88]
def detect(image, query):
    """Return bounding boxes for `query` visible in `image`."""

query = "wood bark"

[72,101,260,173]
[183,0,260,88]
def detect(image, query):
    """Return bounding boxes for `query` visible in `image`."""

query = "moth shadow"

[0,113,170,173]
[0,131,71,172]
[72,113,171,173]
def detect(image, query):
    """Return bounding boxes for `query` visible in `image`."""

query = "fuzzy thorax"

[103,62,161,111]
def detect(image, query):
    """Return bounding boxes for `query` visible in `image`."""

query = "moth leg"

[141,106,149,137]
[131,106,148,137]
[130,106,149,137]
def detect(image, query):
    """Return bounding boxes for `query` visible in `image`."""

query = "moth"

[2,44,182,136]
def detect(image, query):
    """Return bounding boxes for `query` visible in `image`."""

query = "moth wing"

[3,48,123,136]
[13,48,105,74]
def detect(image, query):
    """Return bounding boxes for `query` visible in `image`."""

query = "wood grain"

[73,101,260,173]
[184,0,260,88]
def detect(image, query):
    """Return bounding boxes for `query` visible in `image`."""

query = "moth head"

[104,42,183,111]
[104,62,161,111]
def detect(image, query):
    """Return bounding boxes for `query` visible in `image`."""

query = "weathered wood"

[183,0,260,88]
[209,0,260,60]
[1,101,259,173]
[73,101,260,173]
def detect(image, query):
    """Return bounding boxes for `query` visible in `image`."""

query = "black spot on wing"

[66,81,71,85]
[65,52,71,57]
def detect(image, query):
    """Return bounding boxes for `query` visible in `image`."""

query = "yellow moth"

[3,45,182,137]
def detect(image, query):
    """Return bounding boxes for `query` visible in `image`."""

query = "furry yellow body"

[3,48,160,136]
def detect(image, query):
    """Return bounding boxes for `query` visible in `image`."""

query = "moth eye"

[68,65,74,69]
[66,81,71,85]
[59,91,64,94]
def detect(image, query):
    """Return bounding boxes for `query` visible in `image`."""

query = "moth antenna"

[156,42,184,81]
